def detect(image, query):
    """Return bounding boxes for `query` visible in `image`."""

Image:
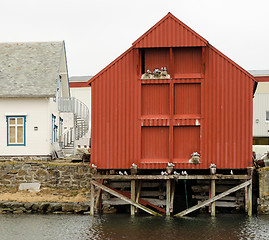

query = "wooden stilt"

[90,182,95,216]
[175,180,251,217]
[135,180,142,213]
[247,179,252,217]
[247,167,253,217]
[94,179,103,212]
[170,180,176,214]
[131,180,136,216]
[211,179,216,217]
[245,183,248,213]
[166,180,171,216]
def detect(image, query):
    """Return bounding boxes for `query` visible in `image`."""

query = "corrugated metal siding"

[174,47,202,74]
[133,14,207,48]
[142,84,170,115]
[91,14,254,170]
[141,126,169,160]
[173,126,200,160]
[144,48,170,72]
[174,83,201,115]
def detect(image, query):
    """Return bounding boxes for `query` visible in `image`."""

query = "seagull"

[230,170,233,175]
[161,67,164,71]
[173,171,180,175]
[124,171,128,175]
[181,171,188,176]
[91,164,97,168]
[168,162,175,167]
[210,163,216,168]
[161,171,168,176]
[147,69,151,74]
[163,67,167,71]
[132,163,137,168]
[119,171,124,175]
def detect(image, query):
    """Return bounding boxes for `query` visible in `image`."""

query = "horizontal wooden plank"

[92,175,250,180]
[197,200,242,208]
[103,198,166,206]
[192,195,244,201]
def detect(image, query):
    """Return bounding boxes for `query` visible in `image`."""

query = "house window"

[266,111,269,121]
[7,116,26,146]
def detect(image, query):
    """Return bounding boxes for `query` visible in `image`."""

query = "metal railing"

[58,97,89,148]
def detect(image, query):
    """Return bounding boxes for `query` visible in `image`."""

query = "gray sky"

[1,0,268,77]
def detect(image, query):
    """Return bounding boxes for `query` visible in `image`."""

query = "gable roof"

[0,41,64,97]
[89,13,255,84]
[132,12,208,48]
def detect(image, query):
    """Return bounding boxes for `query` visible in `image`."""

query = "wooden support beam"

[245,183,248,213]
[92,175,250,180]
[135,180,142,213]
[90,182,95,216]
[175,180,251,217]
[170,180,176,213]
[94,179,103,212]
[131,180,135,216]
[247,180,252,217]
[91,180,162,216]
[166,180,171,216]
[211,179,216,217]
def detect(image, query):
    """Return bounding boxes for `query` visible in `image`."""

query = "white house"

[250,70,269,157]
[0,41,89,160]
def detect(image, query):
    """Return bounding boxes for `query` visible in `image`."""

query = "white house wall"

[253,93,269,137]
[0,98,57,156]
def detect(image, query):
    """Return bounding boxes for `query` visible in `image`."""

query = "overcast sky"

[1,0,268,77]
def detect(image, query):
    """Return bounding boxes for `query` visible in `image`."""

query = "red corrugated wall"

[90,13,254,170]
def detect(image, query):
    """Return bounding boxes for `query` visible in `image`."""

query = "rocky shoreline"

[0,201,91,214]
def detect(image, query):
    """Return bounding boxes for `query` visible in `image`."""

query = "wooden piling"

[131,180,136,216]
[166,180,171,216]
[90,182,95,216]
[211,179,216,217]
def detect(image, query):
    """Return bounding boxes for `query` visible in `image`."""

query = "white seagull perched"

[230,170,233,175]
[119,171,124,175]
[147,69,151,74]
[168,162,175,167]
[132,163,137,168]
[173,171,180,175]
[210,163,216,168]
[181,171,188,176]
[91,164,97,168]
[124,171,128,175]
[161,171,168,176]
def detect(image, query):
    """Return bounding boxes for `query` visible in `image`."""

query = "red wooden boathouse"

[89,13,255,170]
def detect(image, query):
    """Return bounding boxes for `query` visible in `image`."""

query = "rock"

[39,203,50,212]
[62,203,74,212]
[32,202,41,211]
[13,210,24,214]
[47,203,62,212]
[24,202,34,210]
[73,203,90,213]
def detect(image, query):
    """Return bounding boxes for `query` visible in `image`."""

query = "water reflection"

[0,214,268,240]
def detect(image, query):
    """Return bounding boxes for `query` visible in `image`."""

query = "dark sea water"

[0,214,268,240]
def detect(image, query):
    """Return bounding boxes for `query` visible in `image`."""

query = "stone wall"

[257,167,269,214]
[0,161,92,189]
[0,201,91,214]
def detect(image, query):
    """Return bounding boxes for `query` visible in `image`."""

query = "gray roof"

[69,76,92,82]
[0,41,64,97]
[248,70,269,77]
